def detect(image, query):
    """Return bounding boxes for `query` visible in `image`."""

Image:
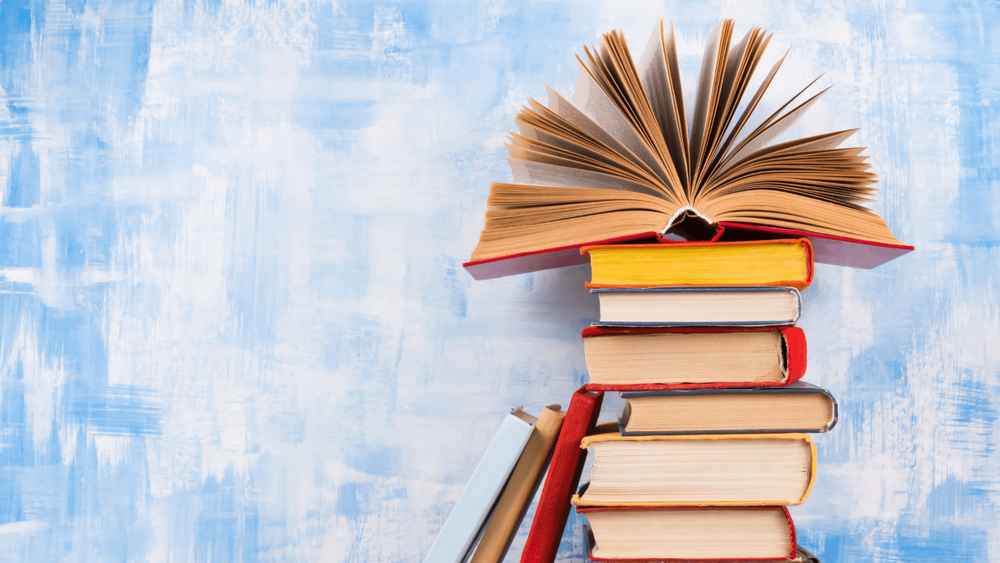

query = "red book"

[581,326,807,392]
[578,506,797,562]
[519,388,604,563]
[463,224,913,280]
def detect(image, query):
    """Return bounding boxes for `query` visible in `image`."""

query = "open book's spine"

[519,389,604,563]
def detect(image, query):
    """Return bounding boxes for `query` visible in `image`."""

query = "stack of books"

[424,16,912,563]
[570,239,832,562]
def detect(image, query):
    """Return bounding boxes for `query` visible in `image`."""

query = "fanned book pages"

[465,19,913,279]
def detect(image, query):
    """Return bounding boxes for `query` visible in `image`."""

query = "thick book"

[470,405,566,563]
[584,240,813,290]
[464,19,911,280]
[572,433,816,507]
[423,408,537,563]
[618,381,838,435]
[583,529,820,563]
[582,326,806,389]
[579,507,797,561]
[520,389,604,563]
[592,286,801,327]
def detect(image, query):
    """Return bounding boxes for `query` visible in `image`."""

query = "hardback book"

[423,408,537,563]
[584,240,813,290]
[469,405,566,563]
[592,286,801,327]
[463,18,912,280]
[618,381,838,435]
[572,433,816,507]
[581,543,821,563]
[520,389,604,563]
[582,326,806,390]
[578,507,797,561]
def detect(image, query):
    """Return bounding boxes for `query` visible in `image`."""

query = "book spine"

[826,388,839,432]
[519,389,604,563]
[780,327,807,385]
[616,400,632,436]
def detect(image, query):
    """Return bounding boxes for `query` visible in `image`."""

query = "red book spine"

[520,388,605,563]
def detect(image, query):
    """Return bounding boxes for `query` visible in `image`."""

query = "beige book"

[572,433,816,507]
[579,509,808,561]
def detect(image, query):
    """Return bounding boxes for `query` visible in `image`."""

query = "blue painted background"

[0,0,997,561]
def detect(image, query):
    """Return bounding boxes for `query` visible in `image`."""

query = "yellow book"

[582,239,813,290]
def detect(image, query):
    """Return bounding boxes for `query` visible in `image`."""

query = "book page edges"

[579,238,813,290]
[579,431,811,448]
[616,382,837,436]
[575,433,815,507]
[580,507,796,562]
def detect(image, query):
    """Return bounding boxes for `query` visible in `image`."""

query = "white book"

[592,286,802,327]
[423,408,536,563]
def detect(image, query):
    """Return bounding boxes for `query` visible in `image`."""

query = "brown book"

[582,326,806,389]
[469,405,566,563]
[618,382,838,435]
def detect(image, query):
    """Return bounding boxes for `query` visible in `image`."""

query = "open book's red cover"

[463,223,913,280]
[581,325,807,392]
[578,506,797,562]
[520,388,604,563]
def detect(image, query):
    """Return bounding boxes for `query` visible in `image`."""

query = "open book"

[465,19,912,279]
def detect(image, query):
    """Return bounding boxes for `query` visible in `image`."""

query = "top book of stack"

[464,19,912,280]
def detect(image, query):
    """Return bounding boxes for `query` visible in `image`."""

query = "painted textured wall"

[0,0,996,561]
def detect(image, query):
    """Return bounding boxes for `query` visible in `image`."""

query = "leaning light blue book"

[591,286,802,327]
[422,408,536,563]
